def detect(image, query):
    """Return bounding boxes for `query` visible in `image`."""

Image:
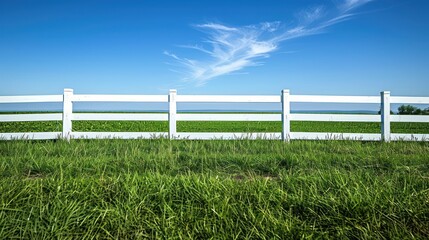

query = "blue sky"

[0,0,428,111]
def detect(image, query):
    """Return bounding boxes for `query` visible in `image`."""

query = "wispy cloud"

[165,0,374,86]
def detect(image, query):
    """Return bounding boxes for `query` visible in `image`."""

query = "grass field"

[1,120,429,238]
[1,120,429,134]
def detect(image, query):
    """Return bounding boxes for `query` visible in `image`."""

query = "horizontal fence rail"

[391,115,429,123]
[290,114,380,122]
[390,97,429,104]
[0,95,63,103]
[72,113,168,121]
[0,132,61,140]
[176,95,280,103]
[72,94,168,102]
[71,132,168,139]
[291,132,382,141]
[173,132,281,140]
[290,95,380,103]
[0,88,428,141]
[0,113,62,122]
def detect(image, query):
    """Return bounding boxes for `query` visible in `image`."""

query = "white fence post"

[281,89,291,142]
[381,91,391,142]
[169,89,177,139]
[62,88,73,141]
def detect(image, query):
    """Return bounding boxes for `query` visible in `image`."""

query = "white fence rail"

[0,89,428,141]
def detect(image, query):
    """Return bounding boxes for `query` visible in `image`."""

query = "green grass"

[1,117,429,238]
[0,139,428,239]
[1,120,429,133]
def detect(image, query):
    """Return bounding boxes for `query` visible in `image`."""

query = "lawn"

[1,120,429,134]
[0,119,429,238]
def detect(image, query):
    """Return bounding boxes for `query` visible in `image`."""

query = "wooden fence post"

[62,88,73,141]
[281,89,291,142]
[381,91,391,142]
[169,89,177,139]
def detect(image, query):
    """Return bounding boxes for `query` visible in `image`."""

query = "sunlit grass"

[0,139,428,238]
[1,120,428,133]
[0,118,428,238]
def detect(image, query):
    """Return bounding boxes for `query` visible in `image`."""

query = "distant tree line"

[378,105,429,115]
[397,105,429,115]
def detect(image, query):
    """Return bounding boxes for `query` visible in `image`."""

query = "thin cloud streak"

[165,0,374,86]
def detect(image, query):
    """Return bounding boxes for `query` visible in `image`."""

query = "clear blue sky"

[1,0,428,100]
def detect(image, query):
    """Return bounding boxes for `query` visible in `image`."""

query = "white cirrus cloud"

[165,0,374,86]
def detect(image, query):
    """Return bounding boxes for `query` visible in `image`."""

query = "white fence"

[1,89,428,141]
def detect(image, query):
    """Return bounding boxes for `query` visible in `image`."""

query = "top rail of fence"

[390,97,429,104]
[72,94,168,102]
[289,95,380,103]
[0,95,63,103]
[175,95,280,103]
